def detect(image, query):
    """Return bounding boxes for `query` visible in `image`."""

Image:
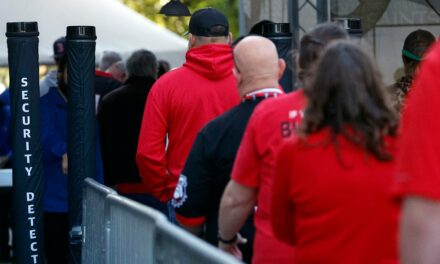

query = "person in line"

[396,40,440,264]
[97,50,168,215]
[41,55,104,263]
[218,23,348,263]
[0,89,11,261]
[136,8,240,208]
[39,37,66,97]
[106,60,127,83]
[157,60,170,79]
[0,89,11,168]
[95,50,123,104]
[173,36,285,263]
[271,41,400,264]
[390,29,435,111]
[99,50,122,73]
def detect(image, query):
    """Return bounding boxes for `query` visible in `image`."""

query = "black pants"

[44,212,69,264]
[239,219,255,264]
[0,193,12,261]
[120,193,170,218]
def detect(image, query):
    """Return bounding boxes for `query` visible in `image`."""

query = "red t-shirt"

[136,44,240,202]
[231,90,306,264]
[395,40,440,201]
[272,129,400,264]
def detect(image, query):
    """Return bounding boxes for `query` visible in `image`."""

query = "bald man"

[219,23,347,263]
[172,36,285,263]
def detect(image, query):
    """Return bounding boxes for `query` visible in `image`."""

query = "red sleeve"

[231,109,261,188]
[395,43,440,201]
[271,140,296,246]
[136,82,170,202]
[175,213,206,227]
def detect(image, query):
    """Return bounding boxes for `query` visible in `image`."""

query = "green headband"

[402,49,422,62]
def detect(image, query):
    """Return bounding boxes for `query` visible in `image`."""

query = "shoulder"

[40,94,50,106]
[148,68,181,95]
[40,87,58,104]
[148,67,193,103]
[101,85,126,103]
[198,110,232,140]
[276,89,307,109]
[0,89,9,103]
[40,88,66,114]
[95,74,122,90]
[40,70,57,82]
[154,66,186,86]
[254,90,305,115]
[197,105,242,138]
[206,104,242,128]
[247,97,284,127]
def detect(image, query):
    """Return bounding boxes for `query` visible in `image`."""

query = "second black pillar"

[66,26,96,264]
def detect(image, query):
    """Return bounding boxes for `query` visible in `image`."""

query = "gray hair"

[112,61,126,74]
[100,51,122,71]
[126,49,157,79]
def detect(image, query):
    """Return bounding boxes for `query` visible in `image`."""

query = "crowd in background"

[1,6,440,264]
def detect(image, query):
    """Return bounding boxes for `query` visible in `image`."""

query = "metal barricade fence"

[154,220,242,264]
[82,178,243,264]
[106,194,167,264]
[82,178,117,264]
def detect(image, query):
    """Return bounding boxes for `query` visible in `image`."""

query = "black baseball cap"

[53,37,66,59]
[188,7,229,37]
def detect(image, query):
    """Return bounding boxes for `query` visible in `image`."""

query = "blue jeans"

[167,203,176,224]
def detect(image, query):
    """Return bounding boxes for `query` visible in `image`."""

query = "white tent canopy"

[0,0,187,67]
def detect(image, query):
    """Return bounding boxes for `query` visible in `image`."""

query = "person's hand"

[218,233,247,260]
[62,153,68,175]
[0,155,9,169]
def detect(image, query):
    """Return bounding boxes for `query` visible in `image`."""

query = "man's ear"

[188,33,197,49]
[228,32,233,45]
[233,67,240,82]
[278,58,286,80]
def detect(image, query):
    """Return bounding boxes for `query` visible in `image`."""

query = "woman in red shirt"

[271,41,400,264]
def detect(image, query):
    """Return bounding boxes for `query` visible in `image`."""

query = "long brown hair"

[301,41,398,161]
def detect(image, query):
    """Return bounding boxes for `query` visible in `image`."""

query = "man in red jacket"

[136,8,240,207]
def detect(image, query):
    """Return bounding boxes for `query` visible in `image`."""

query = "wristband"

[218,233,237,244]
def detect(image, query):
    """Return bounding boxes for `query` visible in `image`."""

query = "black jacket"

[173,98,267,263]
[95,71,122,98]
[97,76,155,187]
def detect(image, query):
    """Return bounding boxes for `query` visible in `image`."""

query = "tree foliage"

[123,0,239,38]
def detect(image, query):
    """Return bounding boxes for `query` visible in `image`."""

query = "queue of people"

[1,5,440,264]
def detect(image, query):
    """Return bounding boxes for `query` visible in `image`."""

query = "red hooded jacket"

[136,44,240,202]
